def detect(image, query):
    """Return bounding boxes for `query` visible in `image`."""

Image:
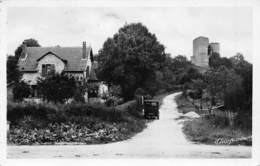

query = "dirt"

[7,93,251,158]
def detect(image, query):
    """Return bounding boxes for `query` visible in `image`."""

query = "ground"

[7,93,251,158]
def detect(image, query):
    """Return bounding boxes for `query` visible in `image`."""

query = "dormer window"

[42,64,55,77]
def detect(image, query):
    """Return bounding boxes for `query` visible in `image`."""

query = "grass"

[175,93,252,146]
[182,117,251,145]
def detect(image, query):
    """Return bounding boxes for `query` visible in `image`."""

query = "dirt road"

[7,93,251,158]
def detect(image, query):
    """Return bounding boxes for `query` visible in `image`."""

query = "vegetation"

[12,81,31,102]
[7,56,21,84]
[14,38,40,59]
[97,23,167,100]
[37,74,77,103]
[175,95,252,145]
[7,101,146,145]
[7,39,40,84]
[182,117,251,145]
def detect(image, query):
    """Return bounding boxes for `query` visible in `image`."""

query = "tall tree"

[7,55,20,84]
[7,39,40,84]
[205,66,242,106]
[15,38,40,59]
[97,23,166,100]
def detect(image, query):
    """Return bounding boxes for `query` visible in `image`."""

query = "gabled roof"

[89,67,98,81]
[36,51,67,63]
[18,46,92,72]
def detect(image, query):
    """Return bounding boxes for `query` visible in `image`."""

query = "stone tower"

[191,36,220,67]
[208,42,220,56]
[191,36,209,67]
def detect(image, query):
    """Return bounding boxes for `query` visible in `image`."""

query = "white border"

[1,0,259,166]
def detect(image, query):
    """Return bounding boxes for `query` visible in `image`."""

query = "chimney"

[82,41,86,59]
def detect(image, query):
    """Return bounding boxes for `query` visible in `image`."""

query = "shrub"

[37,74,77,103]
[7,102,128,124]
[12,81,30,101]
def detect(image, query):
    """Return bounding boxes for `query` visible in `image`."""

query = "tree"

[178,67,201,84]
[15,38,40,59]
[12,81,31,101]
[205,66,242,106]
[171,55,191,70]
[229,53,252,129]
[192,79,206,98]
[37,74,76,103]
[7,55,21,84]
[97,23,166,100]
[7,39,41,84]
[209,52,221,68]
[209,52,232,69]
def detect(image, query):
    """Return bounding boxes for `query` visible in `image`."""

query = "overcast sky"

[7,7,252,62]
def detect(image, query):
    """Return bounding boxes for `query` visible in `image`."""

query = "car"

[143,100,159,119]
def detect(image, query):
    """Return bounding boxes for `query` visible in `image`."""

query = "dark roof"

[18,46,92,72]
[89,67,98,81]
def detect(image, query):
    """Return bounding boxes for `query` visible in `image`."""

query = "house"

[18,41,93,97]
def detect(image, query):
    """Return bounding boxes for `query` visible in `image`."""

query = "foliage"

[205,66,242,104]
[97,23,166,100]
[73,85,86,103]
[8,115,146,145]
[37,74,77,103]
[7,39,40,84]
[14,38,40,59]
[178,67,202,84]
[12,81,31,101]
[182,117,251,145]
[209,52,232,69]
[229,54,252,129]
[7,56,21,84]
[7,99,141,124]
[7,100,146,145]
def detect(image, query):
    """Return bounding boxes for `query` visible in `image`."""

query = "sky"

[6,7,252,62]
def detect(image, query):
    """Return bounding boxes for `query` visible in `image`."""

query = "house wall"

[37,54,65,75]
[66,72,85,82]
[21,73,40,85]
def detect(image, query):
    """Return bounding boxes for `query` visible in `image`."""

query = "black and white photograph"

[1,0,260,165]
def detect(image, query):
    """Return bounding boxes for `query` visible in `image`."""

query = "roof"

[18,46,92,72]
[193,36,209,41]
[88,67,98,81]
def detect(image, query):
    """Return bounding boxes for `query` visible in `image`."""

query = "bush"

[37,74,77,103]
[182,117,251,145]
[12,81,30,101]
[7,100,146,145]
[7,102,127,124]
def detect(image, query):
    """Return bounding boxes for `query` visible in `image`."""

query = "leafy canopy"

[37,74,77,103]
[97,23,166,100]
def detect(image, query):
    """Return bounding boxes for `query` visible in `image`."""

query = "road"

[7,93,251,158]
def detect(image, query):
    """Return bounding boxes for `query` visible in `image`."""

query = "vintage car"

[143,100,159,119]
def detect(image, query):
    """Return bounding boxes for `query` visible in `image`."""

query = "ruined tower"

[191,36,209,67]
[208,42,220,56]
[191,36,220,67]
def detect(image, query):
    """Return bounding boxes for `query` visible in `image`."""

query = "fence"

[198,106,238,126]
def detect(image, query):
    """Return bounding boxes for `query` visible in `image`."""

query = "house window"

[42,64,55,77]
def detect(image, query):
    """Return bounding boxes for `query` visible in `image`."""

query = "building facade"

[18,41,94,96]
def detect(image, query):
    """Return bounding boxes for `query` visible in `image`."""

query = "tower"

[191,36,209,67]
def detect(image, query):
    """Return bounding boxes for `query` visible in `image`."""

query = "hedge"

[7,100,141,124]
